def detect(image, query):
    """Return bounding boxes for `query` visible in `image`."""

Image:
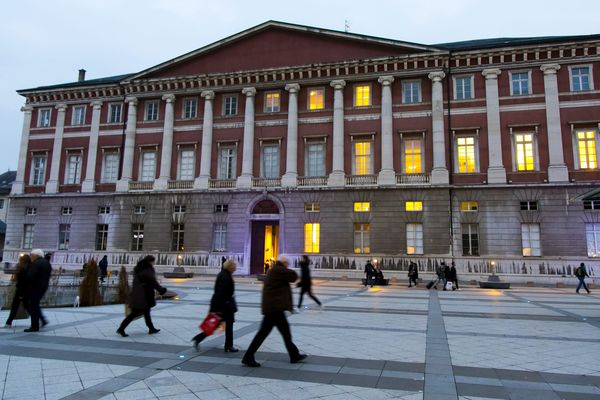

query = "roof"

[435,34,600,51]
[17,73,134,94]
[0,170,16,194]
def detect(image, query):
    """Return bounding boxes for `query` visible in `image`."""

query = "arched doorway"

[249,199,281,275]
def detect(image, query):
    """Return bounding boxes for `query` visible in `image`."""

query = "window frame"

[144,100,160,121]
[173,204,186,214]
[264,91,281,113]
[521,223,541,257]
[61,206,73,215]
[107,103,123,124]
[511,130,539,172]
[353,83,372,107]
[133,205,146,214]
[222,94,238,116]
[64,151,83,185]
[182,97,198,119]
[573,128,599,170]
[405,201,423,212]
[304,223,320,253]
[23,224,34,250]
[95,224,109,251]
[569,64,594,92]
[217,144,237,180]
[213,223,227,252]
[406,223,423,255]
[307,87,325,110]
[304,202,320,212]
[304,139,326,177]
[353,202,371,212]
[584,200,600,210]
[131,223,144,251]
[58,223,71,250]
[459,201,478,212]
[351,137,374,175]
[177,147,195,181]
[139,150,156,182]
[101,150,120,183]
[171,223,185,251]
[453,75,474,100]
[260,141,280,178]
[37,108,52,128]
[25,207,37,216]
[461,223,479,256]
[71,105,86,126]
[30,153,47,186]
[214,204,229,213]
[509,70,532,96]
[353,223,370,254]
[401,134,425,174]
[520,201,538,211]
[98,206,111,215]
[402,80,422,104]
[453,132,479,173]
[586,222,600,257]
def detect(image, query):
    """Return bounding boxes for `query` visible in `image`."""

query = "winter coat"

[409,265,419,280]
[209,269,236,321]
[98,257,108,276]
[448,266,457,281]
[261,262,297,314]
[364,262,375,275]
[128,260,166,310]
[299,259,312,289]
[28,257,52,297]
[444,265,451,280]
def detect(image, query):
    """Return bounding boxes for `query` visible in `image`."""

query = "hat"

[31,249,44,257]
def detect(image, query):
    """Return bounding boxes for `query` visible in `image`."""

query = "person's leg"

[118,311,138,332]
[144,309,159,333]
[272,311,301,361]
[6,294,21,325]
[192,331,207,343]
[583,279,590,293]
[454,279,459,290]
[224,317,234,349]
[577,278,584,292]
[308,289,321,306]
[243,314,275,362]
[28,295,41,331]
[298,288,305,308]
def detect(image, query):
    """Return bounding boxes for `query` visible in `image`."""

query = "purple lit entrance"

[249,199,280,275]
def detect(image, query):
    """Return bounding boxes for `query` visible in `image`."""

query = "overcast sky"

[1,0,599,172]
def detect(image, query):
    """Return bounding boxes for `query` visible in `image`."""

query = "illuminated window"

[354,223,370,254]
[403,138,422,174]
[405,201,423,211]
[38,108,51,127]
[406,223,423,255]
[456,136,476,173]
[571,66,591,92]
[182,98,197,119]
[353,141,373,175]
[304,203,320,212]
[521,223,541,256]
[265,92,280,112]
[304,223,320,253]
[354,84,371,107]
[576,130,597,169]
[511,72,530,96]
[514,133,536,171]
[131,224,144,251]
[72,106,86,126]
[354,202,370,212]
[308,88,324,110]
[402,81,421,103]
[171,224,185,251]
[586,223,600,257]
[460,201,478,212]
[462,223,479,256]
[454,76,473,100]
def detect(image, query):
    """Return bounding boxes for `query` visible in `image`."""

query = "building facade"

[6,21,600,278]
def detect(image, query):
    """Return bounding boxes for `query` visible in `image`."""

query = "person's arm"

[283,268,298,283]
[145,270,167,294]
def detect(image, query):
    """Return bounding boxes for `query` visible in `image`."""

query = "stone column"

[428,71,449,185]
[541,64,569,182]
[378,75,395,185]
[482,69,506,184]
[154,94,176,190]
[328,79,346,187]
[237,87,256,188]
[116,97,138,192]
[45,103,68,194]
[194,90,215,189]
[282,83,300,187]
[11,105,33,195]
[81,101,103,192]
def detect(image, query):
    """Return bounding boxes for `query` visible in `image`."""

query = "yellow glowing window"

[354,141,372,175]
[457,136,476,173]
[354,202,370,212]
[577,130,597,169]
[308,89,324,110]
[304,223,320,253]
[265,92,280,112]
[405,201,423,211]
[404,138,422,174]
[515,134,535,171]
[354,85,371,107]
[460,201,478,211]
[354,223,370,254]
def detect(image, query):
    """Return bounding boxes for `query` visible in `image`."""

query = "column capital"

[330,80,346,90]
[377,75,395,86]
[285,83,300,93]
[428,71,446,82]
[242,87,256,97]
[55,103,68,112]
[90,100,103,110]
[21,105,33,113]
[125,96,138,106]
[540,63,561,75]
[201,90,215,100]
[482,68,501,79]
[162,93,176,103]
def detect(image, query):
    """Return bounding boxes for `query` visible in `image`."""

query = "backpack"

[575,266,585,278]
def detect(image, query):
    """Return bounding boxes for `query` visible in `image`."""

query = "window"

[304,223,320,253]
[354,202,370,212]
[454,76,473,100]
[402,81,421,104]
[354,84,371,107]
[223,95,238,116]
[177,149,195,180]
[173,205,186,214]
[213,223,227,251]
[218,146,236,179]
[72,106,86,126]
[265,92,280,113]
[96,224,109,251]
[58,224,71,250]
[101,151,119,183]
[405,201,423,212]
[353,141,373,175]
[65,153,82,184]
[214,204,228,213]
[403,137,423,174]
[305,142,325,177]
[140,151,156,181]
[514,133,536,171]
[406,223,423,255]
[586,223,600,257]
[182,98,197,119]
[23,224,34,249]
[354,223,370,254]
[31,154,47,185]
[98,206,110,215]
[460,201,478,212]
[571,66,591,92]
[308,88,324,110]
[144,100,159,121]
[462,223,479,256]
[304,202,320,212]
[172,224,185,251]
[456,136,477,173]
[521,223,541,256]
[261,144,280,178]
[25,207,37,216]
[131,224,144,251]
[61,207,73,215]
[38,108,51,128]
[134,205,146,214]
[108,103,122,123]
[511,72,530,96]
[584,200,600,210]
[520,201,538,211]
[576,130,597,169]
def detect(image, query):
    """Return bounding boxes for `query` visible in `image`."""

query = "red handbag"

[199,312,222,336]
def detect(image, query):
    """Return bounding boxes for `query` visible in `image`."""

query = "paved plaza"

[0,277,599,399]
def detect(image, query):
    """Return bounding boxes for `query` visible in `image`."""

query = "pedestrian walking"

[575,262,591,294]
[430,262,445,290]
[443,262,451,290]
[117,255,167,336]
[98,255,108,283]
[297,255,322,310]
[449,261,459,290]
[408,262,419,287]
[364,260,375,287]
[192,259,238,352]
[5,254,32,327]
[25,249,52,332]
[242,255,307,368]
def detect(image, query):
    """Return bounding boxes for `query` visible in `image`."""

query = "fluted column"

[194,90,215,189]
[11,105,33,195]
[428,71,449,185]
[81,101,103,192]
[45,103,68,194]
[237,87,256,188]
[282,83,300,187]
[328,79,346,187]
[154,94,176,190]
[482,69,506,184]
[378,76,395,185]
[116,97,138,192]
[541,64,569,182]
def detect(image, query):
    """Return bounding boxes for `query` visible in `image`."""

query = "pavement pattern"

[0,277,600,400]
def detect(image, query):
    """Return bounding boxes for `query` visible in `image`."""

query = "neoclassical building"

[5,21,600,278]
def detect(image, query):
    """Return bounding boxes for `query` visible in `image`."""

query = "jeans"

[118,308,155,331]
[243,311,300,362]
[577,277,590,293]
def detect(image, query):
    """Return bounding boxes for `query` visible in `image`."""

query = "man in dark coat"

[98,255,108,282]
[192,259,238,351]
[576,262,591,294]
[408,262,419,287]
[117,255,167,336]
[25,249,52,332]
[297,255,322,310]
[242,255,306,367]
[5,254,32,327]
[364,261,375,287]
[443,262,451,290]
[449,261,459,290]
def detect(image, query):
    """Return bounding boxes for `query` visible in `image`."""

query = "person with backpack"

[364,261,375,288]
[575,262,591,294]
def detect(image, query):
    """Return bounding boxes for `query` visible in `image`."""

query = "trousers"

[243,311,300,362]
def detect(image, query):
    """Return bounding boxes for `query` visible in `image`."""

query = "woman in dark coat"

[297,255,322,310]
[5,254,31,327]
[192,259,238,352]
[117,255,166,337]
[408,262,419,287]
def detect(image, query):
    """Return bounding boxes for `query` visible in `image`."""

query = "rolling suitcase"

[426,280,435,289]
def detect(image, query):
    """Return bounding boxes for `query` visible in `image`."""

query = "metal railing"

[252,177,281,187]
[129,181,153,191]
[167,180,194,190]
[208,179,236,189]
[396,173,430,185]
[345,174,378,186]
[297,176,328,187]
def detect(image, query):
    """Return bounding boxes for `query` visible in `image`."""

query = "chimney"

[78,69,86,82]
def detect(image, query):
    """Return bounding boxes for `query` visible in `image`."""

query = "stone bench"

[163,267,194,279]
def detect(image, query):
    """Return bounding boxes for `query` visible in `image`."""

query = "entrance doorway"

[250,221,279,275]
